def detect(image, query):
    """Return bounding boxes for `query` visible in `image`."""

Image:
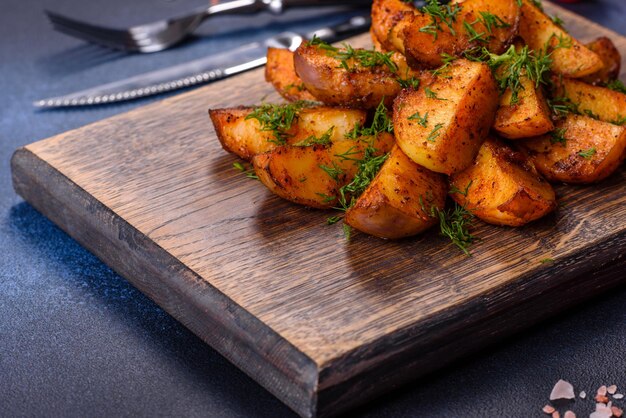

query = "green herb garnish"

[232,161,258,180]
[550,127,568,145]
[418,0,463,40]
[578,147,596,159]
[605,79,626,94]
[245,101,314,145]
[408,111,429,127]
[427,123,445,142]
[346,100,394,138]
[293,127,334,147]
[308,37,398,73]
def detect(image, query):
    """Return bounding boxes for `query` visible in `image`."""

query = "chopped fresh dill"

[232,161,258,180]
[319,162,344,182]
[431,53,457,76]
[449,180,473,197]
[424,87,446,100]
[550,127,568,145]
[548,96,578,118]
[551,33,573,50]
[345,100,394,138]
[605,79,626,94]
[427,123,444,142]
[582,109,599,120]
[540,258,554,264]
[342,223,352,240]
[337,148,389,210]
[397,76,421,89]
[463,20,488,44]
[477,11,511,34]
[326,216,341,225]
[552,14,564,27]
[418,0,462,40]
[283,83,306,92]
[408,111,429,127]
[531,0,543,11]
[433,203,477,256]
[611,115,626,126]
[245,101,314,145]
[578,147,596,159]
[308,36,398,73]
[292,127,334,147]
[316,193,336,203]
[485,45,552,105]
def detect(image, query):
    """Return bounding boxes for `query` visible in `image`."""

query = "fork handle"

[206,0,371,16]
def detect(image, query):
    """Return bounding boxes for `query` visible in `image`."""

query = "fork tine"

[46,10,142,49]
[46,10,131,40]
[50,20,138,51]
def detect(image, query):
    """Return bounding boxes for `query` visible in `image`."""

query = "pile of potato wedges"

[209,0,626,247]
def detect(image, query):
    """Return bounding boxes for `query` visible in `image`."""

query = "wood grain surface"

[11,3,626,417]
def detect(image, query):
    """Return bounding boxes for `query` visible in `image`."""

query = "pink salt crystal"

[543,405,556,414]
[598,385,608,396]
[550,379,576,401]
[595,402,613,417]
[590,412,612,418]
[608,385,618,395]
[580,391,587,399]
[612,406,624,418]
[563,411,575,418]
[552,411,560,418]
[614,394,625,400]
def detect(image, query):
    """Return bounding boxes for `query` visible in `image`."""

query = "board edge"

[10,147,321,418]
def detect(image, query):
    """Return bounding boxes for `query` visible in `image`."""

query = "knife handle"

[306,14,371,43]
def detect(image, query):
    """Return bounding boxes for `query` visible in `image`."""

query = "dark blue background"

[1,1,625,417]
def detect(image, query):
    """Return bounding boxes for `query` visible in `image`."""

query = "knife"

[34,15,370,109]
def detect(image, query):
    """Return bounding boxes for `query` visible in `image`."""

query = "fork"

[46,0,372,53]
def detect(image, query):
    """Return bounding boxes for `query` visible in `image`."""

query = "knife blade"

[34,15,370,109]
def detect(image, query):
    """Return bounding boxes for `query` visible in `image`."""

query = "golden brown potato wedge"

[265,48,317,102]
[344,145,448,239]
[371,0,416,54]
[450,137,556,226]
[518,0,603,78]
[293,42,420,109]
[494,75,554,139]
[520,114,626,184]
[209,105,366,160]
[393,59,498,175]
[581,37,622,85]
[253,133,395,209]
[553,77,626,125]
[398,0,519,68]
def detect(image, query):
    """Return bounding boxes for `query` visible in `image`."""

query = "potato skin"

[209,106,366,160]
[520,114,626,184]
[265,48,317,102]
[293,43,407,109]
[450,137,556,226]
[253,133,395,209]
[553,77,626,125]
[371,0,416,54]
[373,0,519,69]
[393,59,498,175]
[518,0,603,78]
[581,37,621,85]
[494,75,554,139]
[345,146,448,239]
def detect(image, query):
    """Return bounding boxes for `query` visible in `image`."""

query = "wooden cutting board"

[11,3,626,417]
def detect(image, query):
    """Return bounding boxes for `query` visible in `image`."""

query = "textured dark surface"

[1,1,625,417]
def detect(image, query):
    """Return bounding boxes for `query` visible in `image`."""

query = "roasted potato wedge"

[293,42,420,109]
[494,75,554,139]
[520,114,626,184]
[345,145,448,239]
[581,37,621,85]
[253,133,395,209]
[450,137,556,226]
[518,0,603,78]
[393,59,498,175]
[377,0,519,69]
[265,48,317,102]
[209,105,366,160]
[553,77,626,125]
[371,0,416,55]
